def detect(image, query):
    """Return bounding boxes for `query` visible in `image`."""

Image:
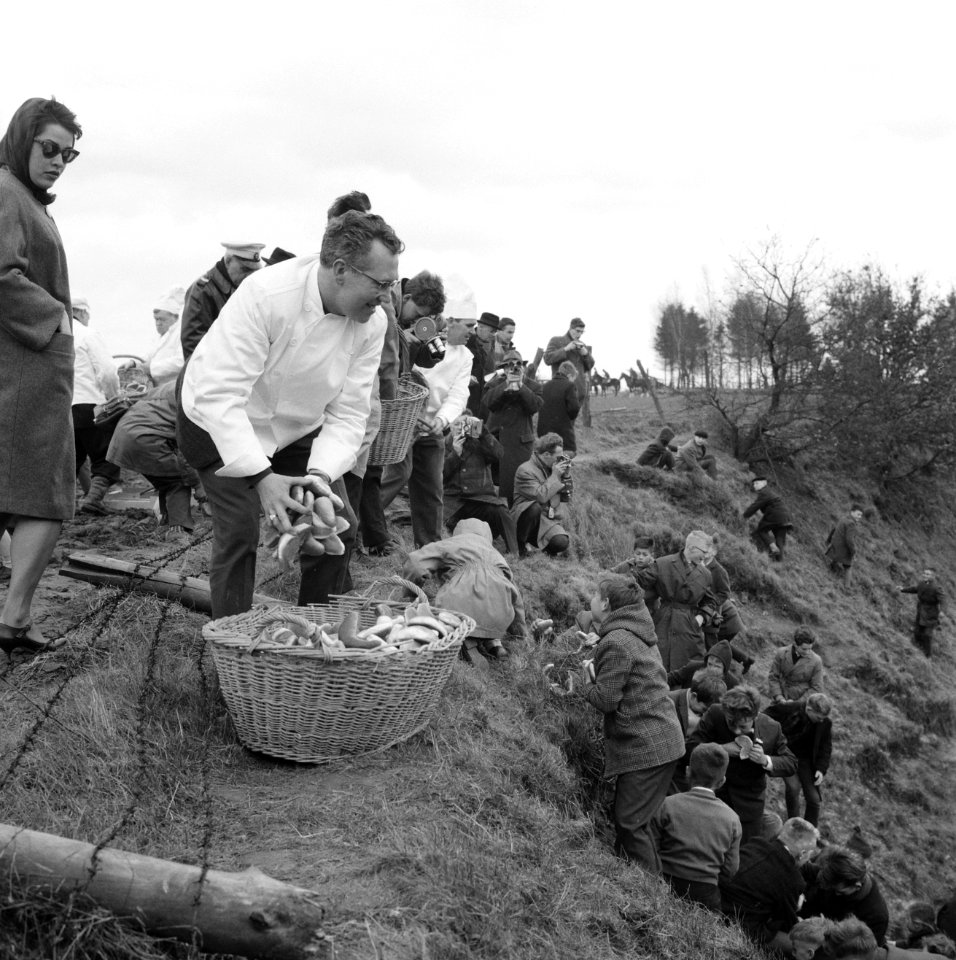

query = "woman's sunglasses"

[33,139,80,164]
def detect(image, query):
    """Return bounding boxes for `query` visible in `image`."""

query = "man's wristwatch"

[308,469,332,484]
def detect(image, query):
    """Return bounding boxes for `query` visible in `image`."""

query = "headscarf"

[0,97,75,206]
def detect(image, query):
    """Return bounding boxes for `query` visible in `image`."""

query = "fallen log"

[0,823,330,959]
[59,552,283,615]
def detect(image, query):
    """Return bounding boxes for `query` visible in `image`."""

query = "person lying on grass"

[579,575,685,873]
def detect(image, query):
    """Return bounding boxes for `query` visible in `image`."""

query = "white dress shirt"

[421,343,473,427]
[146,320,185,386]
[182,255,386,481]
[72,322,119,406]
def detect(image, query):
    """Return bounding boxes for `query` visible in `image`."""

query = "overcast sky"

[3,1,955,375]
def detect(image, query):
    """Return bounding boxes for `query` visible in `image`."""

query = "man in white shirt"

[144,287,186,386]
[71,298,121,515]
[380,307,474,548]
[178,211,403,617]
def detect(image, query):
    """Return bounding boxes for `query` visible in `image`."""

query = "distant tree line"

[653,239,956,488]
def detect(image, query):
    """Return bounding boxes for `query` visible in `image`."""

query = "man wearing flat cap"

[178,212,402,617]
[545,317,595,425]
[180,241,264,360]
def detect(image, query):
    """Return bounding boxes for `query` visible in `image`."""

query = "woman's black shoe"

[0,623,58,656]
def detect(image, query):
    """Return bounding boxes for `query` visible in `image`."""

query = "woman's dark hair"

[0,97,82,205]
[598,576,642,611]
[327,190,371,220]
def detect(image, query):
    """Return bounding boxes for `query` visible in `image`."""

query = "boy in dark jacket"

[719,816,819,952]
[686,684,797,843]
[764,693,832,825]
[898,568,942,657]
[637,427,677,470]
[743,476,793,560]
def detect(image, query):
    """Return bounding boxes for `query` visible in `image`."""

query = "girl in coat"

[0,97,83,656]
[403,518,529,661]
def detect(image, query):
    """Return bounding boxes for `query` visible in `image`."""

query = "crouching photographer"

[511,433,573,557]
[442,412,521,555]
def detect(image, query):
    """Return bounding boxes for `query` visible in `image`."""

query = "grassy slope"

[1,392,954,959]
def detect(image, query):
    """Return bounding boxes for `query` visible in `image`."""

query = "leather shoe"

[0,623,61,657]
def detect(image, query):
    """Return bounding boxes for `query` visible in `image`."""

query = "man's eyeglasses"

[33,139,80,164]
[346,263,398,293]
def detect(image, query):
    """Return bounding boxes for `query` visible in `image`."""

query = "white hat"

[154,286,186,315]
[443,273,477,320]
[221,241,265,261]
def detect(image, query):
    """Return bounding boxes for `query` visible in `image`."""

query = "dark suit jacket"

[687,707,797,824]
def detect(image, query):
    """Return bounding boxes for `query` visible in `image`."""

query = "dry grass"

[1,393,955,957]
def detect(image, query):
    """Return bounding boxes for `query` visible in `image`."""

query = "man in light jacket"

[178,211,402,618]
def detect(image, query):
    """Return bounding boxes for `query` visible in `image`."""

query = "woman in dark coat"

[537,360,581,453]
[0,97,82,655]
[482,349,543,505]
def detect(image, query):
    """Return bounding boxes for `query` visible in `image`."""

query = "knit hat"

[707,640,733,671]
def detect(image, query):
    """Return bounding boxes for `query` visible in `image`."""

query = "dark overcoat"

[537,372,580,452]
[638,552,717,672]
[106,381,182,478]
[0,168,75,520]
[483,374,543,504]
[180,259,239,359]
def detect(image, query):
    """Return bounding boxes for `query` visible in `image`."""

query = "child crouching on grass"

[580,575,685,873]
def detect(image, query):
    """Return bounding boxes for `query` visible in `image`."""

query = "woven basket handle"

[360,575,428,605]
[255,609,319,634]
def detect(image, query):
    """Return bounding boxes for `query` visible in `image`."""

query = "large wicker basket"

[205,578,472,763]
[368,374,429,466]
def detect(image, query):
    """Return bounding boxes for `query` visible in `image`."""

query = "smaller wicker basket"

[368,375,429,466]
[205,577,472,763]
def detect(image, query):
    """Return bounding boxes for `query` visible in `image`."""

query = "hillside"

[1,391,954,960]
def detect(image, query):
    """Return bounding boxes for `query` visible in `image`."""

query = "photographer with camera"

[355,269,447,557]
[511,432,572,557]
[379,308,473,548]
[544,318,595,429]
[442,411,520,555]
[482,349,543,505]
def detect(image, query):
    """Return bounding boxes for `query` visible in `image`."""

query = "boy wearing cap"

[898,568,942,657]
[675,430,718,480]
[180,241,264,359]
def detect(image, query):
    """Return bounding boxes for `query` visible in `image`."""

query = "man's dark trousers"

[380,434,444,548]
[199,434,356,619]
